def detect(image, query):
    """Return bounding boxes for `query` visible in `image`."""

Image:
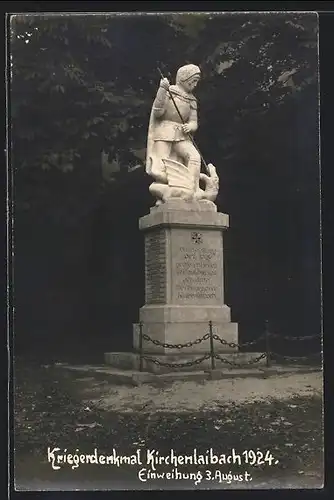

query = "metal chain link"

[212,333,266,349]
[269,332,321,341]
[139,324,320,369]
[271,351,322,362]
[214,352,267,367]
[238,334,267,347]
[142,332,210,349]
[142,353,211,368]
[212,334,238,349]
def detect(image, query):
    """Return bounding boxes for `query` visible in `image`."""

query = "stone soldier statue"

[146,64,219,205]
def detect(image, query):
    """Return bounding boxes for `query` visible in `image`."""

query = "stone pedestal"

[132,199,239,358]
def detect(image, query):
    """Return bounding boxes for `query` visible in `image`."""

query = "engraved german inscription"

[173,240,222,303]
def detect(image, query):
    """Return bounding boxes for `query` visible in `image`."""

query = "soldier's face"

[183,76,200,92]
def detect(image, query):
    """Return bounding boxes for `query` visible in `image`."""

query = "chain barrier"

[239,335,267,347]
[269,332,321,341]
[271,352,322,363]
[142,332,210,349]
[214,352,267,367]
[142,353,211,369]
[212,332,267,349]
[138,322,320,372]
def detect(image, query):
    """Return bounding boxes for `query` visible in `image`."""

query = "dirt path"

[80,371,323,413]
[14,366,323,491]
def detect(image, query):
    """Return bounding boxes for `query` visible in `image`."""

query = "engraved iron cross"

[191,232,203,244]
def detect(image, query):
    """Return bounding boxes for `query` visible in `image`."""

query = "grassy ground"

[13,361,324,490]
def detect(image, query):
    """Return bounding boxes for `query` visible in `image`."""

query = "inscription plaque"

[172,229,223,304]
[145,229,166,303]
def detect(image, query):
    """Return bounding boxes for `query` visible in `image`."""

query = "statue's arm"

[152,86,169,118]
[187,106,198,133]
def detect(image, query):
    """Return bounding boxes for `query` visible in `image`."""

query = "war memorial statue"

[145,64,219,206]
[106,64,246,373]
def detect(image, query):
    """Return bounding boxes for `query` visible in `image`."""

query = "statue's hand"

[159,78,170,91]
[206,163,218,177]
[182,123,192,134]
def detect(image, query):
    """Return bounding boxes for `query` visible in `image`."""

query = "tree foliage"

[10,13,318,180]
[10,13,320,351]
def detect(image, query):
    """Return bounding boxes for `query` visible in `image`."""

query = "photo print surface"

[9,11,322,490]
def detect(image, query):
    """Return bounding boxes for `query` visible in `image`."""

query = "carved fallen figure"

[146,64,219,206]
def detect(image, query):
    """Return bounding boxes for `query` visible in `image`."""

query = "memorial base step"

[54,361,321,386]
